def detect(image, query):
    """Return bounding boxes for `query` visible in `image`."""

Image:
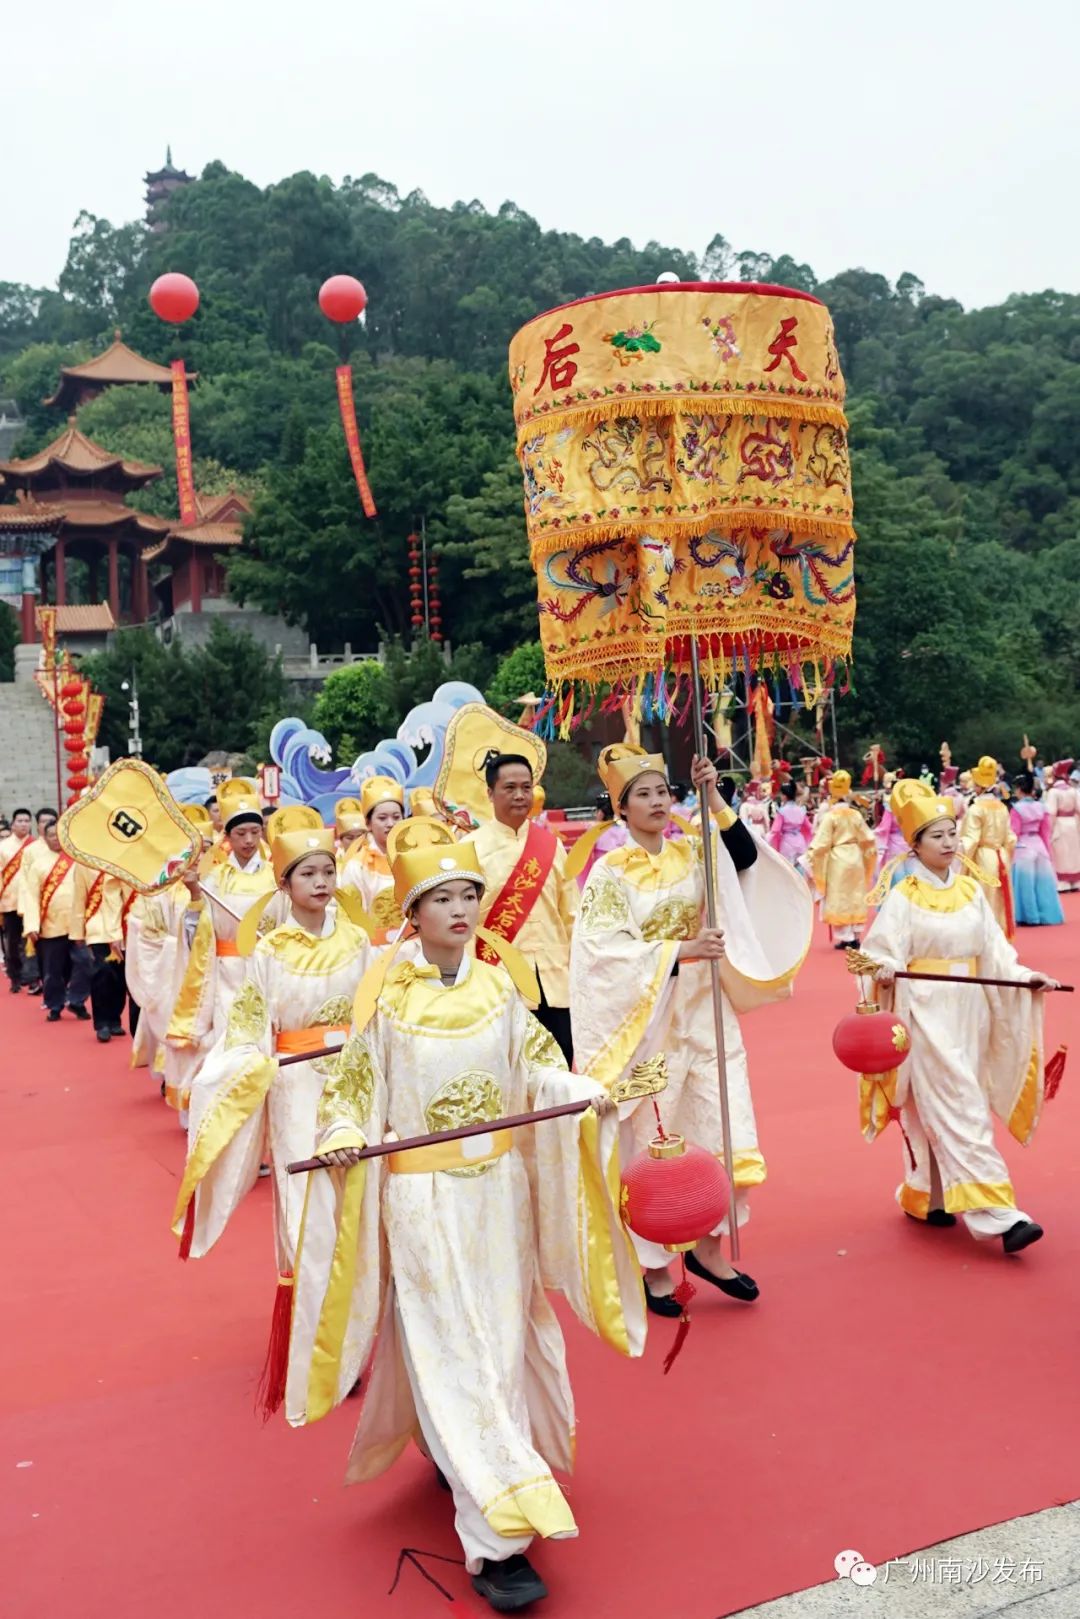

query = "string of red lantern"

[428,555,442,645]
[408,532,424,632]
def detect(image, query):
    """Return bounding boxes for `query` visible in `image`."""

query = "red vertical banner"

[335,364,377,518]
[170,359,198,526]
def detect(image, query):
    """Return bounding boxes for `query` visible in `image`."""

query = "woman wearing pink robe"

[768,782,811,865]
[1010,775,1063,925]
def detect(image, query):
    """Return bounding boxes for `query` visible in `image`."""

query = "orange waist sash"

[216,939,240,957]
[276,1024,350,1058]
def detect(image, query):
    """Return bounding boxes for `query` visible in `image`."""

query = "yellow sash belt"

[907,956,977,977]
[388,1129,512,1174]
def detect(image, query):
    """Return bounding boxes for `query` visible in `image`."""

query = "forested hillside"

[3,164,1078,766]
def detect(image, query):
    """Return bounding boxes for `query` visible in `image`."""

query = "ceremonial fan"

[508,279,858,1258]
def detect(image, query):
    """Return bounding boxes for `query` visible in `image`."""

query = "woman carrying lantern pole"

[281,820,644,1615]
[570,744,812,1312]
[853,781,1059,1253]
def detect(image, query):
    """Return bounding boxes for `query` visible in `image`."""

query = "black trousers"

[88,942,127,1032]
[2,910,28,987]
[36,936,92,1013]
[534,980,574,1067]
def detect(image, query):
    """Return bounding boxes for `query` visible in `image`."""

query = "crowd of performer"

[0,719,1069,1613]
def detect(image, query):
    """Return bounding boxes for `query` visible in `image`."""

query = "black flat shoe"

[1003,1220,1043,1255]
[9,981,20,994]
[28,983,43,995]
[471,1554,548,1613]
[67,1004,90,1021]
[96,1028,112,1043]
[644,1286,683,1318]
[109,1023,125,1037]
[906,1209,957,1228]
[47,1009,61,1022]
[685,1250,760,1301]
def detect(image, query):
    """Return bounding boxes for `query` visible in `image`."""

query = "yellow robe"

[172,909,371,1267]
[340,838,404,946]
[20,848,77,938]
[570,830,812,1252]
[472,818,578,1007]
[960,794,1016,935]
[809,802,876,927]
[859,870,1045,1219]
[284,955,644,1562]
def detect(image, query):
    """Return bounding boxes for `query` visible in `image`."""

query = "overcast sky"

[2,1,1076,310]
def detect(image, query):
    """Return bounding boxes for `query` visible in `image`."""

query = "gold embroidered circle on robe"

[371,887,404,931]
[579,876,631,936]
[424,1070,502,1177]
[641,898,701,941]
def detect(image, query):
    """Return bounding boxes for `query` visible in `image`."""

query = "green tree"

[486,643,549,717]
[0,604,18,681]
[311,661,388,759]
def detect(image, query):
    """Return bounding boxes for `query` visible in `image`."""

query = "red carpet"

[4,910,1079,1619]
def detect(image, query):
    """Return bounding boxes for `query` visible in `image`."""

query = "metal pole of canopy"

[689,636,740,1262]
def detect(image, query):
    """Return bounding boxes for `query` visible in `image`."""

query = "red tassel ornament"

[255,1272,294,1421]
[1045,1044,1067,1101]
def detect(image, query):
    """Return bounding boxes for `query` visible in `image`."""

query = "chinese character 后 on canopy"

[533,323,581,396]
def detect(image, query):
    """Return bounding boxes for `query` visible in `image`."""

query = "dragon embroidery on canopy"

[805,423,850,491]
[676,414,731,484]
[540,540,633,625]
[583,417,671,496]
[737,420,794,486]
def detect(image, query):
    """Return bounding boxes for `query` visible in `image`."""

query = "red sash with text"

[39,854,74,930]
[477,822,558,964]
[0,840,28,903]
[84,872,106,926]
[121,889,138,935]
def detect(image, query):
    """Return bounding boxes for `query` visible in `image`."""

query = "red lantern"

[66,774,89,792]
[63,736,84,753]
[61,679,83,699]
[149,272,200,324]
[67,754,90,773]
[318,275,368,324]
[621,1133,730,1251]
[832,1004,911,1074]
[62,699,85,718]
[62,717,83,734]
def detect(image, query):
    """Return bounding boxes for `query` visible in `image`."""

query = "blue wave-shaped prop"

[165,767,213,806]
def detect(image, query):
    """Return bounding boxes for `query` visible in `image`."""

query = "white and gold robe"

[859,868,1046,1234]
[124,881,190,1084]
[570,830,812,1266]
[172,910,371,1270]
[284,954,645,1572]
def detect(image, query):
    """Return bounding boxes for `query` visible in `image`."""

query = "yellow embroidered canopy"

[508,281,855,719]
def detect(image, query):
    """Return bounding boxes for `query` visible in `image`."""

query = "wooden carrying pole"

[287,1099,591,1174]
[689,636,740,1261]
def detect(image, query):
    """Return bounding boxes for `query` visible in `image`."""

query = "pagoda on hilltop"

[145,148,194,230]
[44,331,195,413]
[0,421,169,631]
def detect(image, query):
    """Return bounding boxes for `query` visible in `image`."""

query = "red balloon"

[318,275,368,323]
[832,1005,911,1075]
[621,1133,730,1251]
[149,272,200,324]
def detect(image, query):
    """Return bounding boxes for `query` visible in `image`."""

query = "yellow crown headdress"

[272,827,336,886]
[828,769,852,800]
[218,777,262,828]
[890,780,956,847]
[359,777,405,820]
[970,755,999,790]
[387,817,485,913]
[597,743,668,807]
[266,804,324,844]
[180,803,213,835]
